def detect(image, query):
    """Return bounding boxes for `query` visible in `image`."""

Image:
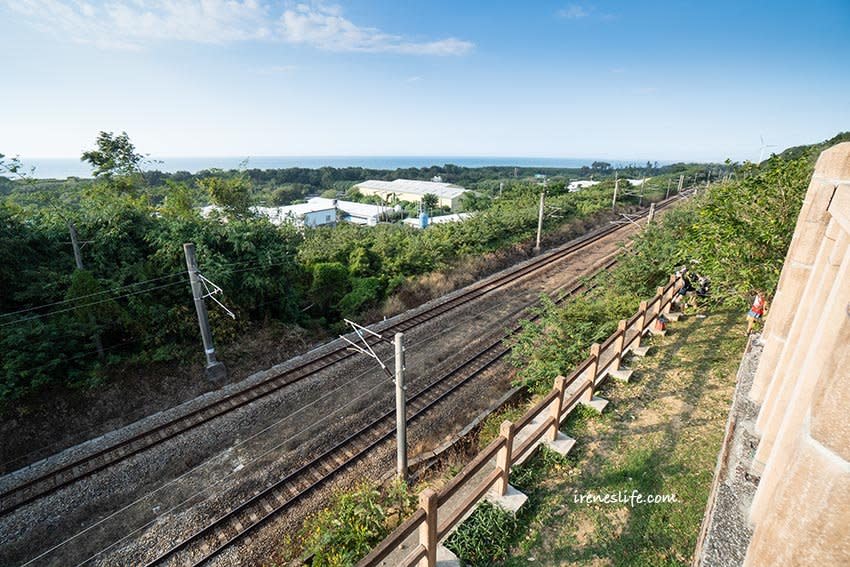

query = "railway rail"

[144,267,600,567]
[0,192,686,521]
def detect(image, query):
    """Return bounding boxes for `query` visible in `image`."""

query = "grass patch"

[444,501,519,566]
[495,308,745,566]
[275,478,416,567]
[478,402,529,450]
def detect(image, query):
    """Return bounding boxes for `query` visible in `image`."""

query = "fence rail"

[357,274,682,567]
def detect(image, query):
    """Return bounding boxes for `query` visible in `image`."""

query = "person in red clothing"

[746,291,768,334]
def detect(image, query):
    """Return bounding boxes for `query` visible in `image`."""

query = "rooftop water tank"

[419,212,429,229]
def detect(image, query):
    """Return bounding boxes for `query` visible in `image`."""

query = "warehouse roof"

[307,197,391,221]
[355,179,466,200]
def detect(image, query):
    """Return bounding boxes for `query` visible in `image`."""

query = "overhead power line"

[0,272,185,319]
[0,280,185,328]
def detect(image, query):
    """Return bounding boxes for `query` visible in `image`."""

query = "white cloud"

[406,75,423,83]
[278,3,473,55]
[6,0,270,50]
[558,4,589,19]
[5,0,473,55]
[557,4,617,22]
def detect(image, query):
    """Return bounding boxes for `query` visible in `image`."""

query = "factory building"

[306,197,397,226]
[353,179,467,210]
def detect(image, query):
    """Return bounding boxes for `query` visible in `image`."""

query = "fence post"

[656,287,665,319]
[588,343,601,387]
[663,278,675,313]
[549,376,566,440]
[494,421,514,496]
[613,320,627,370]
[418,488,438,567]
[635,301,648,348]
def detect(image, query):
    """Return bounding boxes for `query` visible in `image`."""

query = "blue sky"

[1,0,848,163]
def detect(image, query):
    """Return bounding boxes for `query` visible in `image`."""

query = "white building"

[200,197,401,228]
[353,179,467,210]
[306,197,395,226]
[259,203,336,227]
[567,180,601,192]
[402,213,472,229]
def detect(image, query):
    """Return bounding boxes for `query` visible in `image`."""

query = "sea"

[18,156,638,180]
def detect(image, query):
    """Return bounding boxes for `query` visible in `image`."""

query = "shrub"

[295,478,415,567]
[444,501,519,566]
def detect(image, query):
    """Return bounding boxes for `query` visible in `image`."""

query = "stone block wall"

[743,142,850,565]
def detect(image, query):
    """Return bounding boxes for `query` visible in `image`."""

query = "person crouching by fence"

[673,269,693,310]
[746,291,768,335]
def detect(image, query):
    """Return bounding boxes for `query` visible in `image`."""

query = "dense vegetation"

[0,133,680,408]
[510,137,820,393]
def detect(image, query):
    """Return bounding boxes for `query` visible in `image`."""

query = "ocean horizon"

[17,155,650,180]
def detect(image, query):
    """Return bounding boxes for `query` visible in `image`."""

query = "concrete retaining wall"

[743,142,850,566]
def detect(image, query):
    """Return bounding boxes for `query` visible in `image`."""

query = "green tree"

[309,262,351,317]
[158,180,197,219]
[199,174,254,218]
[81,131,144,178]
[422,193,439,212]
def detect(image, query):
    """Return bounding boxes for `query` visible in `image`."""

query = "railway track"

[0,193,684,519]
[143,268,600,567]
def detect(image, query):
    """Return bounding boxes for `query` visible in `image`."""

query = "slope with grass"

[501,309,746,566]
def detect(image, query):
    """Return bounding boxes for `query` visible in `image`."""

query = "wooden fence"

[357,274,683,567]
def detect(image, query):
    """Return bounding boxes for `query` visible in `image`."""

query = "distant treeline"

[2,158,727,210]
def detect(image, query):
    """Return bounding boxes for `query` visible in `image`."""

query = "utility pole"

[68,221,105,358]
[183,243,227,382]
[394,333,407,480]
[612,173,620,212]
[341,320,408,482]
[677,174,684,194]
[666,178,672,200]
[499,182,504,199]
[639,176,647,206]
[68,221,85,272]
[534,190,545,254]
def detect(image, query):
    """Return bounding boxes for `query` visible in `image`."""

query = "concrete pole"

[639,177,646,206]
[665,178,672,200]
[68,221,85,271]
[183,243,227,382]
[647,202,656,224]
[677,174,684,194]
[394,332,408,481]
[534,191,545,254]
[68,221,105,358]
[612,174,619,212]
